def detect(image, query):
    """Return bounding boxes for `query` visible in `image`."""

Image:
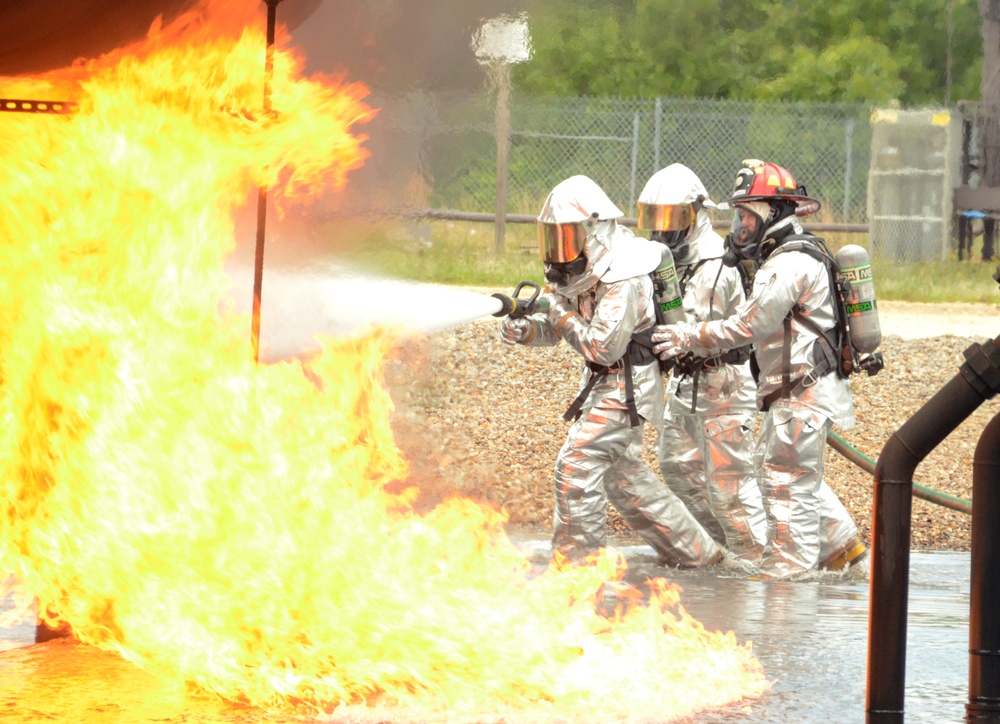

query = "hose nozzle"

[491,281,548,319]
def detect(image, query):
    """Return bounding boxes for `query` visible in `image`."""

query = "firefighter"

[500,175,723,568]
[651,160,867,578]
[637,163,766,561]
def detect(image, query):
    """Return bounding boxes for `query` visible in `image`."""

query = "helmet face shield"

[728,205,766,259]
[538,222,588,263]
[637,202,696,232]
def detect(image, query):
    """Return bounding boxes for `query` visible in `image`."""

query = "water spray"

[227,261,530,361]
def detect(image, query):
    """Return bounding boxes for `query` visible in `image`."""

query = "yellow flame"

[0,2,766,720]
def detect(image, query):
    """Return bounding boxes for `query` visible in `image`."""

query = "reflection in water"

[631,548,969,724]
[0,550,971,723]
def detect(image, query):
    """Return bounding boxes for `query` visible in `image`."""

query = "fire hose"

[826,429,971,515]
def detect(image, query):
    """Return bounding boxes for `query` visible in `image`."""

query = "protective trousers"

[755,406,860,576]
[659,411,766,559]
[552,405,720,568]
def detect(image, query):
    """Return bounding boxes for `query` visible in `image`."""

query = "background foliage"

[515,0,982,106]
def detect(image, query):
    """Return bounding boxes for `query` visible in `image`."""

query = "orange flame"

[0,1,766,720]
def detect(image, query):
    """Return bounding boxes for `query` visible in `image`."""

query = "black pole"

[968,411,1000,720]
[867,337,1000,723]
[251,0,281,365]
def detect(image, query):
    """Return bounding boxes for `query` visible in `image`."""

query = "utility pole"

[472,15,531,255]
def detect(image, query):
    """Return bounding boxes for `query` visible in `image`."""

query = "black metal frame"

[0,99,77,114]
[867,336,1000,723]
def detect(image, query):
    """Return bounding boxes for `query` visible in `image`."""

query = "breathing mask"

[544,254,588,285]
[538,214,595,286]
[722,202,768,267]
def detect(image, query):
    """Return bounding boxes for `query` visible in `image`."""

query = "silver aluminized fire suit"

[500,175,722,568]
[651,217,862,577]
[638,165,766,560]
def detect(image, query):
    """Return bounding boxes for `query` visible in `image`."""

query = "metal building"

[867,109,962,262]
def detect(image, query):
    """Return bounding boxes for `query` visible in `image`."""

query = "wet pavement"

[0,547,972,723]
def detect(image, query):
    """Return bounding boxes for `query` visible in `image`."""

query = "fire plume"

[0,2,766,721]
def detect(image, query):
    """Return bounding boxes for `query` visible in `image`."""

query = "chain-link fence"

[357,91,873,225]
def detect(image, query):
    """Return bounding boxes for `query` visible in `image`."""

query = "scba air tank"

[653,245,686,326]
[836,244,881,353]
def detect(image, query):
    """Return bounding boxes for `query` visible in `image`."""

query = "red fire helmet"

[727,159,820,217]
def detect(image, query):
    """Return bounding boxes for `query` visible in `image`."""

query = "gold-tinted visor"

[637,202,696,231]
[538,222,587,263]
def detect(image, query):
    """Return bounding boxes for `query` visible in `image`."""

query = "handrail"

[412,208,869,234]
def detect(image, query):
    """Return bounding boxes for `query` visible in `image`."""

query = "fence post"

[654,98,662,171]
[630,110,640,210]
[843,117,855,220]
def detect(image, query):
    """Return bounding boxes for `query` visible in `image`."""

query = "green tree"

[515,0,982,105]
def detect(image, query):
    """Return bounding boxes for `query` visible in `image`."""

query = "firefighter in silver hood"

[637,163,766,561]
[651,160,867,578]
[500,175,723,568]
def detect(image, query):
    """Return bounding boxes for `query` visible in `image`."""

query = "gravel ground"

[385,309,1000,553]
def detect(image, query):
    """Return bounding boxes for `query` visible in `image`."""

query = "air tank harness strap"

[563,339,654,428]
[759,306,839,412]
[673,346,753,413]
[673,346,752,376]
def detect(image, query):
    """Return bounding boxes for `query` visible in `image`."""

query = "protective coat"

[507,176,721,566]
[652,221,862,576]
[639,164,766,560]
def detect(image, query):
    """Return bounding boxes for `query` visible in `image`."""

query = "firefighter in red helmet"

[652,159,867,579]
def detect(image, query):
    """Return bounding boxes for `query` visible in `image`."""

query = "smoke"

[1,0,529,278]
[278,0,527,233]
[0,0,322,77]
[290,0,523,91]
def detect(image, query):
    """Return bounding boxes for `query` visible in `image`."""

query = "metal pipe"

[826,430,972,515]
[843,117,855,219]
[629,110,640,210]
[251,0,282,365]
[967,411,1000,721]
[867,336,1000,723]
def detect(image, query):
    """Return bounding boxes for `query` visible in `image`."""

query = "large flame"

[0,1,766,720]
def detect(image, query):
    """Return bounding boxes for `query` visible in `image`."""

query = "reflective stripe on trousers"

[553,405,718,567]
[755,406,859,576]
[660,412,766,559]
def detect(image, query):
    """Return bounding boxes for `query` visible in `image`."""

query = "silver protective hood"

[638,163,719,267]
[538,176,628,296]
[537,175,624,225]
[638,163,719,209]
[600,225,665,283]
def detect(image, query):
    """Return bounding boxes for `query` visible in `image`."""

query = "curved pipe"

[867,336,1000,723]
[967,411,1000,719]
[826,430,972,515]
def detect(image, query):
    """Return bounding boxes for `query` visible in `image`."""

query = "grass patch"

[323,217,545,289]
[873,259,1000,305]
[316,218,1000,305]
